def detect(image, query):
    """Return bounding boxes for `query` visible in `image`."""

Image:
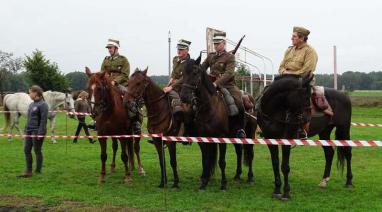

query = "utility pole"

[333,45,338,90]
[168,31,171,79]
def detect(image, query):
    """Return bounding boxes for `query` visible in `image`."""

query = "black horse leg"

[199,143,209,190]
[233,144,243,181]
[319,125,335,187]
[244,144,254,184]
[154,137,167,188]
[268,145,281,198]
[168,142,179,188]
[344,147,353,187]
[281,145,291,201]
[219,143,227,190]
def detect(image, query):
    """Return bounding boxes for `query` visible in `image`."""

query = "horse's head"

[64,93,75,118]
[180,55,203,105]
[122,67,148,108]
[258,74,313,138]
[85,67,113,116]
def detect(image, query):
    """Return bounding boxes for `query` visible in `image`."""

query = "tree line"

[1,50,381,93]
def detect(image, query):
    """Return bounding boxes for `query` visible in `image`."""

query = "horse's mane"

[262,75,301,104]
[184,59,216,96]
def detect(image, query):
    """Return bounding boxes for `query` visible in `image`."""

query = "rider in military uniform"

[101,39,130,92]
[279,26,318,84]
[101,39,142,136]
[163,39,191,116]
[201,31,246,138]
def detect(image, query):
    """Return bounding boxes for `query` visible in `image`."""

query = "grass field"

[1,107,382,211]
[348,90,382,97]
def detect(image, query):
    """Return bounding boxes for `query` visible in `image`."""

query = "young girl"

[73,91,94,144]
[19,85,48,178]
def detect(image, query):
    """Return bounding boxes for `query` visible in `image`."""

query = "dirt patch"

[0,195,139,212]
[349,96,382,107]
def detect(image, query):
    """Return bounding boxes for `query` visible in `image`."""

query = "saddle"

[311,86,333,116]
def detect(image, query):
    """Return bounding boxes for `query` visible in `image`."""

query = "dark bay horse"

[124,68,183,188]
[86,68,134,184]
[180,58,256,190]
[257,74,352,201]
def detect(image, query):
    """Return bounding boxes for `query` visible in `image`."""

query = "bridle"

[89,81,109,117]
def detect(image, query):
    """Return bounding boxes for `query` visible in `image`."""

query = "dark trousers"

[74,117,92,142]
[24,131,44,172]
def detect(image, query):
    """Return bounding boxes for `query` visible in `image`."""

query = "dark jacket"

[74,99,91,118]
[25,98,49,135]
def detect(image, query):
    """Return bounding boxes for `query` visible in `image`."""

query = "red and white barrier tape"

[1,133,382,147]
[351,122,382,127]
[1,110,382,127]
[0,110,91,116]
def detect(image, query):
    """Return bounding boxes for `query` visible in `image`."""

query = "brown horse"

[85,68,134,183]
[180,57,256,190]
[124,68,183,188]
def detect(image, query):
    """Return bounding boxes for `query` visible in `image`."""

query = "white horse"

[1,91,75,143]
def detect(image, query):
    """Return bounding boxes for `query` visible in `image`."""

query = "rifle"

[230,35,245,55]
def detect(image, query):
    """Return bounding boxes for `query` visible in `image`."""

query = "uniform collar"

[295,43,307,50]
[177,54,190,63]
[216,50,227,56]
[110,53,120,59]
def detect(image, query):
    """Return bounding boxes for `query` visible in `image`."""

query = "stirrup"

[237,129,246,138]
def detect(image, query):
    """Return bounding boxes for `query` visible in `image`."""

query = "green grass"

[1,108,382,211]
[348,91,382,97]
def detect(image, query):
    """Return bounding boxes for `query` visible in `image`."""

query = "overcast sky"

[1,0,381,76]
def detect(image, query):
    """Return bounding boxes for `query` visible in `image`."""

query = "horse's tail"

[127,138,134,171]
[243,145,253,167]
[208,143,218,177]
[336,147,345,174]
[1,102,11,132]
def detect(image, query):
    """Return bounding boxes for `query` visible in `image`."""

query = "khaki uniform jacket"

[101,53,130,86]
[201,50,243,109]
[279,43,318,77]
[171,54,190,92]
[201,50,236,87]
[74,99,90,118]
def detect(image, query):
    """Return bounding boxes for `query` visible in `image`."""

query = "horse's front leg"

[318,126,334,188]
[344,147,353,188]
[119,138,132,184]
[281,145,291,201]
[198,143,208,191]
[268,144,282,198]
[233,144,243,181]
[134,138,146,176]
[110,138,118,173]
[99,138,107,183]
[219,143,227,191]
[154,137,167,188]
[168,142,179,188]
[244,144,255,184]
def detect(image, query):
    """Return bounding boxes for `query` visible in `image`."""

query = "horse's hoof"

[171,184,179,189]
[233,175,241,182]
[345,184,354,188]
[98,176,106,184]
[281,196,290,202]
[247,179,255,185]
[220,186,227,191]
[124,177,132,184]
[158,183,165,188]
[110,166,116,173]
[138,168,146,176]
[318,177,330,188]
[272,193,282,199]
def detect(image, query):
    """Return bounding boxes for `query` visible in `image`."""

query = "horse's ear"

[85,67,92,77]
[134,68,139,73]
[195,52,202,65]
[143,66,148,75]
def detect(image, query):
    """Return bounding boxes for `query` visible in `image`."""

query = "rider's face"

[214,41,225,52]
[291,32,304,46]
[107,46,118,56]
[177,49,189,59]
